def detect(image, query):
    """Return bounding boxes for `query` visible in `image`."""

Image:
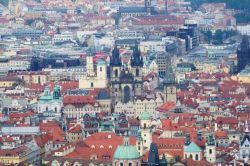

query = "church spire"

[110,45,122,66]
[164,66,175,85]
[131,45,143,67]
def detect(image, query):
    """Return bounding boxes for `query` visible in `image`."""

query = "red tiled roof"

[63,96,96,105]
[157,102,176,112]
[215,130,228,139]
[68,124,82,133]
[215,117,238,124]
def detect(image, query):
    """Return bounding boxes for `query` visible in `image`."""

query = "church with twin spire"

[110,45,144,105]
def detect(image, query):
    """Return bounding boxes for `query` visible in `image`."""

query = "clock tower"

[163,66,177,104]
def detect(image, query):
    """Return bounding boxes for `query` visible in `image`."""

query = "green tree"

[213,29,223,44]
[203,30,213,43]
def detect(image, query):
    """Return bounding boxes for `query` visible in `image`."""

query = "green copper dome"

[139,111,151,120]
[184,142,202,153]
[39,86,53,100]
[114,145,140,160]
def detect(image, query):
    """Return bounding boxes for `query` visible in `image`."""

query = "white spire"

[245,120,249,133]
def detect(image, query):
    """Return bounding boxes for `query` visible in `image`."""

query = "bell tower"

[110,45,122,105]
[131,46,143,97]
[163,66,177,104]
[139,110,152,150]
[145,0,152,15]
[136,130,144,156]
[205,133,216,163]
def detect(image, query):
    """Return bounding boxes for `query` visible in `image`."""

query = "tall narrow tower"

[110,45,122,105]
[131,46,143,97]
[136,130,144,156]
[163,66,177,104]
[86,49,94,76]
[139,111,152,150]
[145,0,152,15]
[237,35,250,72]
[205,133,216,163]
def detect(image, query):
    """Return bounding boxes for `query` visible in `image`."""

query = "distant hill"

[189,0,250,10]
[189,0,250,23]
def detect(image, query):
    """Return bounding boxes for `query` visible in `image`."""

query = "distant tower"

[110,45,122,104]
[136,130,144,156]
[145,0,152,15]
[205,133,216,163]
[131,46,143,97]
[163,66,177,104]
[86,49,94,76]
[96,58,107,80]
[165,0,168,14]
[139,111,152,150]
[237,35,250,72]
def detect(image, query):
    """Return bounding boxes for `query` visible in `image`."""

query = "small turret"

[206,133,216,163]
[207,133,215,146]
[53,85,61,100]
[185,133,191,146]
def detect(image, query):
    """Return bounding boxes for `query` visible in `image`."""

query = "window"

[136,68,139,76]
[91,82,93,87]
[120,163,123,166]
[209,149,212,154]
[129,163,132,166]
[115,69,118,77]
[195,154,199,160]
[100,67,102,72]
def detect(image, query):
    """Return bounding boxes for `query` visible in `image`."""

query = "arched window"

[120,163,123,166]
[195,154,199,160]
[123,86,130,103]
[114,69,118,77]
[136,68,139,76]
[91,82,93,87]
[129,163,132,166]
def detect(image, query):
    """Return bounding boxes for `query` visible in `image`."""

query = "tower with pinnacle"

[163,66,177,104]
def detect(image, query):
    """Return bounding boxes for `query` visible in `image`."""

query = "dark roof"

[177,63,195,69]
[241,133,250,146]
[96,89,110,100]
[119,6,147,13]
[115,39,138,46]
[148,143,160,164]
